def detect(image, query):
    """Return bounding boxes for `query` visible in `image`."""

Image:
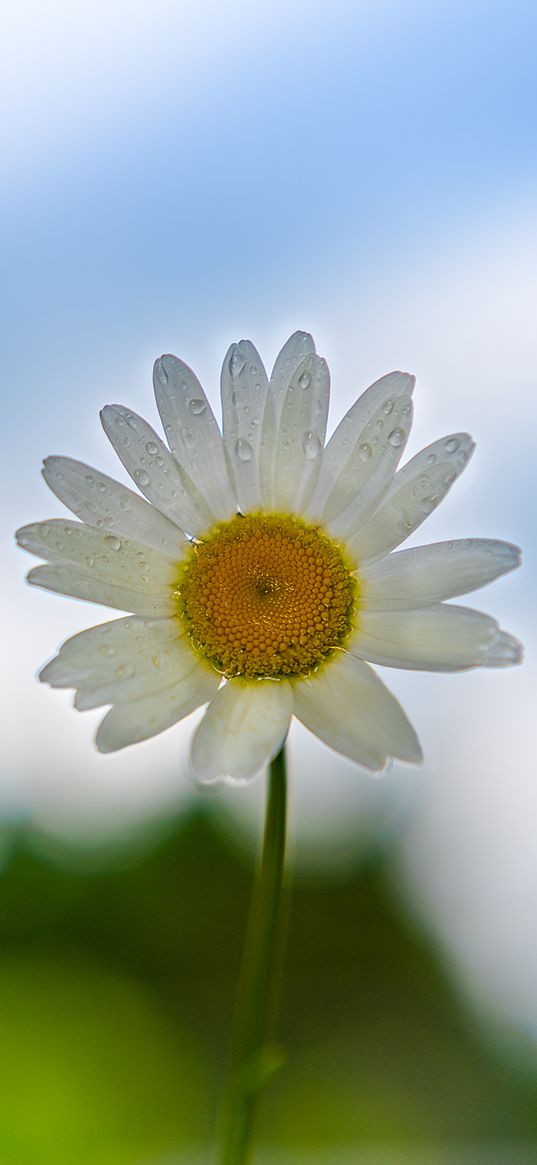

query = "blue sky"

[2,0,537,1034]
[3,0,536,394]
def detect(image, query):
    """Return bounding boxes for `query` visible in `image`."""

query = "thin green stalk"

[219,745,288,1165]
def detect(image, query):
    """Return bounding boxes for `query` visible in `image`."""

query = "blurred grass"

[0,808,535,1163]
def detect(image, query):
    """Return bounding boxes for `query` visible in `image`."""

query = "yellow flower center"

[176,513,357,678]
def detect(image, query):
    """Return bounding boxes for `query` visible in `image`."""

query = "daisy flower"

[16,332,522,783]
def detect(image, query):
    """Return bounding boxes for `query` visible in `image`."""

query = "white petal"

[42,457,186,555]
[40,615,198,708]
[351,605,504,670]
[293,652,421,770]
[96,664,219,752]
[481,630,524,667]
[349,433,475,562]
[361,539,522,610]
[307,371,415,523]
[153,355,236,519]
[191,679,293,784]
[272,354,330,512]
[268,331,316,419]
[16,520,179,592]
[258,388,278,510]
[27,564,176,616]
[312,395,414,538]
[220,340,269,512]
[259,332,316,509]
[100,405,212,536]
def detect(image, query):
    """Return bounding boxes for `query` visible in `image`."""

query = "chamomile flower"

[16,333,522,782]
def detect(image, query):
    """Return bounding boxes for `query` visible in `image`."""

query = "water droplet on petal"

[155,455,164,467]
[230,351,246,379]
[359,443,373,462]
[85,556,95,568]
[115,663,135,679]
[388,427,406,447]
[444,437,459,454]
[98,644,116,657]
[298,371,311,390]
[134,468,151,487]
[151,655,161,669]
[235,438,253,462]
[182,428,195,449]
[382,399,395,415]
[96,481,106,492]
[302,431,322,459]
[145,440,159,456]
[189,398,207,416]
[426,452,437,464]
[84,474,94,485]
[104,535,121,551]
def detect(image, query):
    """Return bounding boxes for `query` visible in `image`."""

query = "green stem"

[219,745,288,1165]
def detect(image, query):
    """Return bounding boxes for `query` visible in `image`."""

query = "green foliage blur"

[1,807,536,1165]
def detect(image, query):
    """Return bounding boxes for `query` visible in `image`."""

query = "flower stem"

[219,745,288,1165]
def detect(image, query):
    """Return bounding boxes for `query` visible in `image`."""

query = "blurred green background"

[1,804,535,1165]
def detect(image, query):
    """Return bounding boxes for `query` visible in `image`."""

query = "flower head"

[17,333,522,783]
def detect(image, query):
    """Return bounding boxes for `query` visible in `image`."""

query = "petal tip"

[100,403,123,424]
[38,660,55,685]
[400,371,416,393]
[483,631,524,668]
[510,544,523,568]
[154,353,182,381]
[404,737,424,765]
[95,726,116,754]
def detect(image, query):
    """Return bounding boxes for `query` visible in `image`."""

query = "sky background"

[2,0,537,1052]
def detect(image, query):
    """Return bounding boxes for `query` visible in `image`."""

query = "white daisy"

[17,333,522,783]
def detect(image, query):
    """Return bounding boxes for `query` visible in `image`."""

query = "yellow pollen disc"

[176,513,358,679]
